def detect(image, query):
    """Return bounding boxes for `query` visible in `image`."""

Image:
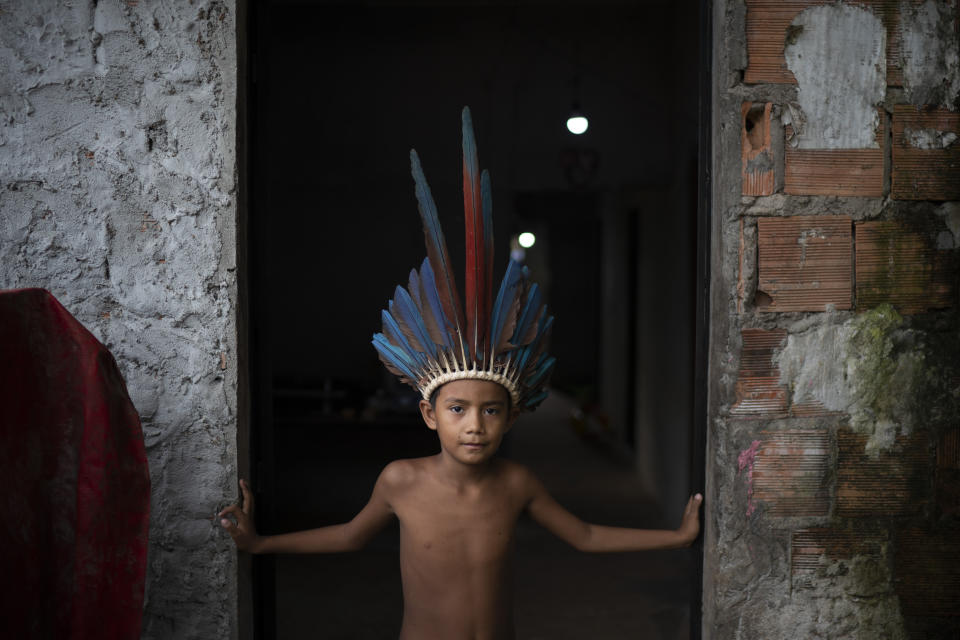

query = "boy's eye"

[484,407,499,415]
[449,405,463,414]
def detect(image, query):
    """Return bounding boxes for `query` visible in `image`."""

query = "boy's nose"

[465,412,485,433]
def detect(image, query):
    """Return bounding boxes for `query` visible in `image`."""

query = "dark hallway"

[247,1,702,637]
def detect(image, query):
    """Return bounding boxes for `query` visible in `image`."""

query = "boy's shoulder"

[379,456,430,487]
[492,457,535,482]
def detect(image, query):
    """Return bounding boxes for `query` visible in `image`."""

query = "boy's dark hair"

[429,382,513,412]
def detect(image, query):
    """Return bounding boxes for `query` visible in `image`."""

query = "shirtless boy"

[220,107,702,638]
[220,378,702,639]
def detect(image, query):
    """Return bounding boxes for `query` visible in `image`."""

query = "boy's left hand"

[676,493,703,547]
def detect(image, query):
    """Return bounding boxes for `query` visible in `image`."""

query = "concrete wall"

[0,1,239,638]
[706,0,960,638]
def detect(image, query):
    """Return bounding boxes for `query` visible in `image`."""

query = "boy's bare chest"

[394,486,523,562]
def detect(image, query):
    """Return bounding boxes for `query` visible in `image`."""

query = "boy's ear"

[419,399,438,431]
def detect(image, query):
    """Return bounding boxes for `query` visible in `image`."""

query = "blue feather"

[411,149,465,333]
[372,333,419,381]
[392,286,437,359]
[511,283,542,344]
[524,389,549,409]
[407,268,422,307]
[489,259,522,352]
[411,149,440,232]
[382,309,427,368]
[526,356,556,389]
[419,258,454,349]
[479,168,495,356]
[516,314,553,374]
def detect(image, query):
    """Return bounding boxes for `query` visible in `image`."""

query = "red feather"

[462,107,488,362]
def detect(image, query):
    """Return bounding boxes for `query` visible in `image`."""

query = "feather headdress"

[372,107,556,411]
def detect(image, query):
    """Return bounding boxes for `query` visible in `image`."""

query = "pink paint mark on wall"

[738,439,762,517]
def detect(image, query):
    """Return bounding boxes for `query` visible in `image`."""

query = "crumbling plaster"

[0,2,239,638]
[777,303,960,454]
[900,0,960,109]
[784,3,886,149]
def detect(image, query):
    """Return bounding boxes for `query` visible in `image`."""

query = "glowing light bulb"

[566,115,588,135]
[518,232,536,248]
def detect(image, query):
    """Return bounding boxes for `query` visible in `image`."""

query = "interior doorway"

[245,1,705,637]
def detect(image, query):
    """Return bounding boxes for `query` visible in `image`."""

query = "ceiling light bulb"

[566,115,588,135]
[518,232,536,248]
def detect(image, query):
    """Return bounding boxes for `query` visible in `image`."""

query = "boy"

[220,108,702,639]
[221,379,701,639]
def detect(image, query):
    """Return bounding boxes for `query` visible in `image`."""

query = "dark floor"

[271,392,693,639]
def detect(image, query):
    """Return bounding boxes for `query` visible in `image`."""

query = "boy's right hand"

[219,479,262,553]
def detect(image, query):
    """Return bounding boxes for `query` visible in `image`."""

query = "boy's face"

[419,379,519,466]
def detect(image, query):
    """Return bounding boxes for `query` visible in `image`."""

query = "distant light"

[518,232,536,248]
[566,115,589,135]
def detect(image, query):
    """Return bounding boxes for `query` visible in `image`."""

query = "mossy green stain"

[847,304,903,424]
[847,304,960,436]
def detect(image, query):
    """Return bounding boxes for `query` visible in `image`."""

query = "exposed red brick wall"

[716,1,960,636]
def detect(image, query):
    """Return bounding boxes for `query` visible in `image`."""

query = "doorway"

[245,1,706,637]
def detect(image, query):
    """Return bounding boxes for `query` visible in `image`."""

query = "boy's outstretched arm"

[523,470,702,552]
[219,469,396,554]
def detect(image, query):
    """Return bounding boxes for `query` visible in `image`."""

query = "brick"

[937,428,960,517]
[891,105,960,201]
[789,399,838,417]
[939,429,960,470]
[731,329,788,417]
[744,0,808,84]
[752,430,831,517]
[742,102,775,196]
[855,220,959,314]
[895,528,960,617]
[784,119,885,197]
[757,216,853,312]
[744,0,906,86]
[792,528,884,587]
[737,218,747,313]
[836,429,931,517]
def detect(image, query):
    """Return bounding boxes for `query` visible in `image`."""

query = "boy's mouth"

[461,442,486,450]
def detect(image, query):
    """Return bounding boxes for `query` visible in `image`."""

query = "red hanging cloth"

[0,288,150,639]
